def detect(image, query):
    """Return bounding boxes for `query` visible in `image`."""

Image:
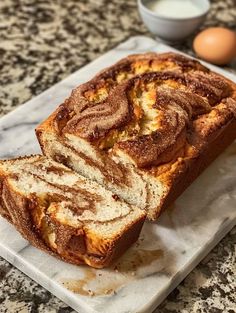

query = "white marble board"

[0,36,236,313]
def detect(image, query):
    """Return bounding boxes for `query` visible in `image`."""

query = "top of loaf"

[52,52,236,169]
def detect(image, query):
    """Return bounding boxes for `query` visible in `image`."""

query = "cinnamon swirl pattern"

[59,68,235,167]
[54,52,207,133]
[0,156,145,268]
[37,52,236,219]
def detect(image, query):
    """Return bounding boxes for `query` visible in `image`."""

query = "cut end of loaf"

[36,121,169,219]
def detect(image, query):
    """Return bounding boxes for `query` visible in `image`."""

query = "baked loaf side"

[36,52,236,219]
[0,155,145,268]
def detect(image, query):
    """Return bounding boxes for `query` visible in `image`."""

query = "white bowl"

[138,0,210,42]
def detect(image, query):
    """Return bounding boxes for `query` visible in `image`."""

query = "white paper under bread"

[0,36,235,313]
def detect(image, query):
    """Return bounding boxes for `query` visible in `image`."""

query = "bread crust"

[158,117,236,218]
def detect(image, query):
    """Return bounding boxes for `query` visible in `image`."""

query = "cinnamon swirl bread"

[37,52,236,220]
[0,156,145,268]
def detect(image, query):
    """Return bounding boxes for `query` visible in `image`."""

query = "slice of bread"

[36,52,236,220]
[0,155,145,268]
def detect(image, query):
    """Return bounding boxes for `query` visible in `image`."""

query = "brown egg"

[193,27,236,65]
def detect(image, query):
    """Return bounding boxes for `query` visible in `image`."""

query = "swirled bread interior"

[37,52,236,219]
[0,155,145,268]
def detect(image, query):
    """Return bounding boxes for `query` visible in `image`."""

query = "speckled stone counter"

[0,0,236,312]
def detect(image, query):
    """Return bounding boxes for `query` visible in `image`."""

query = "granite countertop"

[0,0,236,312]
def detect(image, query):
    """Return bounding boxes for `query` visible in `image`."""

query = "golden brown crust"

[159,117,236,219]
[0,174,51,253]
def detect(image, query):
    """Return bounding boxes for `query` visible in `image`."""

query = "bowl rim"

[138,0,210,21]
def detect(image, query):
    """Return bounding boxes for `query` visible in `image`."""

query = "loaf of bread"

[0,155,145,268]
[37,52,236,220]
